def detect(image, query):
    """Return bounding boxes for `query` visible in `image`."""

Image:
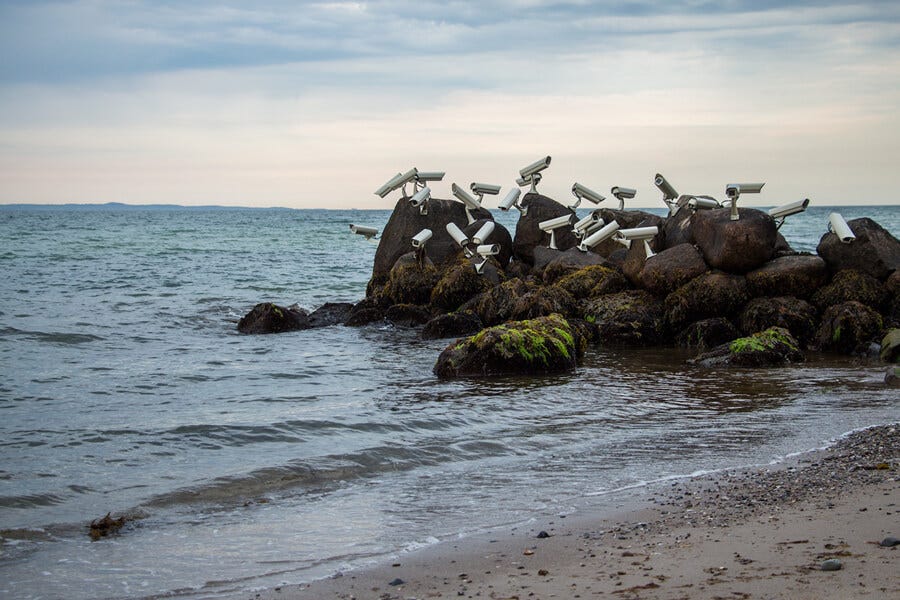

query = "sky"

[1,1,899,209]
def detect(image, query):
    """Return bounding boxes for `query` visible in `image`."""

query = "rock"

[811,269,889,311]
[533,246,566,273]
[773,232,794,256]
[237,302,310,334]
[540,247,608,284]
[308,302,354,328]
[506,259,532,281]
[555,265,630,300]
[621,220,666,286]
[739,297,819,347]
[666,272,751,330]
[536,531,550,538]
[689,327,803,368]
[746,255,828,300]
[886,271,900,328]
[385,303,433,326]
[510,286,578,321]
[661,205,694,249]
[433,314,583,378]
[372,196,492,280]
[887,367,900,387]
[513,194,578,264]
[676,318,741,351]
[638,243,708,297]
[462,278,533,326]
[591,209,665,258]
[583,290,667,345]
[692,207,777,273]
[430,255,494,311]
[816,217,900,279]
[388,577,405,586]
[820,559,843,572]
[879,536,900,547]
[605,248,628,270]
[89,512,128,540]
[421,311,483,340]
[814,300,884,354]
[384,253,441,305]
[880,328,900,362]
[464,218,514,269]
[344,296,387,326]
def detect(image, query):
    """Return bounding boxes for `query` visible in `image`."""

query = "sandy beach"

[244,424,899,600]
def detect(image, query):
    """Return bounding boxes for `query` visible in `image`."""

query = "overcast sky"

[1,1,899,208]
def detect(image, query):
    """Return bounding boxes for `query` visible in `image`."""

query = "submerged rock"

[421,311,483,340]
[739,296,819,347]
[308,302,354,328]
[816,217,900,279]
[676,318,741,351]
[689,327,803,368]
[345,296,388,326]
[237,302,310,334]
[745,255,828,300]
[583,289,667,345]
[385,303,433,326]
[814,300,884,354]
[433,314,583,378]
[692,207,777,273]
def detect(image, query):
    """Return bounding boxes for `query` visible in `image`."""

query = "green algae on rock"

[689,326,804,367]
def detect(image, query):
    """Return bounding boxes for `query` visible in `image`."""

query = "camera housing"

[687,196,721,211]
[470,182,502,198]
[828,212,856,243]
[519,156,552,179]
[498,187,527,216]
[654,173,679,214]
[349,224,379,240]
[572,212,603,238]
[538,214,574,250]
[445,222,474,257]
[578,220,620,252]
[614,226,659,259]
[471,221,495,246]
[411,228,433,249]
[611,186,637,210]
[375,168,418,198]
[409,186,431,215]
[452,183,483,224]
[769,198,809,229]
[570,182,606,210]
[473,243,501,274]
[724,182,765,220]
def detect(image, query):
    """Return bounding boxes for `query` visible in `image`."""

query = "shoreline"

[241,423,899,600]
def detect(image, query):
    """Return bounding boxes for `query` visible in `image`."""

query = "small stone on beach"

[388,577,405,586]
[536,531,550,538]
[879,536,900,547]
[820,559,843,571]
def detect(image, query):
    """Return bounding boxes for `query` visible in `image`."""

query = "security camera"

[570,182,606,210]
[445,222,474,256]
[473,243,501,274]
[498,187,527,216]
[519,155,552,179]
[654,173,679,214]
[415,171,445,183]
[470,182,502,198]
[572,212,603,238]
[578,220,620,252]
[349,224,379,240]
[409,186,431,215]
[452,183,482,224]
[614,226,659,259]
[471,221,495,245]
[516,172,544,193]
[724,182,765,220]
[769,198,809,229]
[687,196,721,211]
[411,228,432,249]
[828,212,856,243]
[611,186,637,210]
[538,214,574,250]
[375,172,404,198]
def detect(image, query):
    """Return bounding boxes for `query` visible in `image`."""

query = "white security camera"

[471,221,495,245]
[445,222,474,256]
[498,187,527,216]
[570,182,606,210]
[578,220,620,252]
[409,186,431,215]
[828,212,856,243]
[452,183,482,224]
[538,214,574,250]
[614,226,659,259]
[411,228,433,249]
[572,212,603,238]
[769,198,809,229]
[724,182,765,220]
[473,243,501,274]
[519,155,552,179]
[611,186,637,210]
[349,224,379,240]
[415,171,445,183]
[470,182,502,198]
[654,173,679,214]
[687,196,721,211]
[375,172,404,198]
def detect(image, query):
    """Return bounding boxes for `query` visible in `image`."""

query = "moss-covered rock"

[689,327,804,368]
[745,255,828,300]
[583,289,667,345]
[384,254,440,305]
[462,278,534,326]
[811,269,889,311]
[814,300,884,355]
[421,311,484,340]
[666,271,751,330]
[237,302,310,334]
[430,256,494,311]
[816,217,900,280]
[738,296,819,347]
[881,328,900,363]
[555,264,629,300]
[541,248,608,285]
[510,285,579,321]
[433,314,583,378]
[675,318,741,351]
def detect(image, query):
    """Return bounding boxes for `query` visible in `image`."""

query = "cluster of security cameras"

[445,221,500,273]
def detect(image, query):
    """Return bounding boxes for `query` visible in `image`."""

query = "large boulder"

[816,217,900,280]
[689,327,804,368]
[421,311,483,340]
[676,318,741,351]
[746,255,828,300]
[513,194,577,264]
[372,197,492,280]
[691,207,777,273]
[814,300,884,354]
[385,303,432,327]
[661,205,695,249]
[384,253,440,305]
[738,296,819,347]
[429,256,494,311]
[461,278,533,326]
[583,289,667,345]
[621,220,666,285]
[344,296,388,326]
[308,302,355,328]
[433,314,584,378]
[886,271,900,328]
[638,243,708,297]
[509,286,578,321]
[540,247,608,284]
[555,264,630,300]
[666,271,751,330]
[811,269,889,311]
[237,302,310,334]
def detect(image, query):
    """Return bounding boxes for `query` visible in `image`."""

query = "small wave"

[0,492,66,509]
[0,326,104,345]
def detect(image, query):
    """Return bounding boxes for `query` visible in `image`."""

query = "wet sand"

[246,424,899,600]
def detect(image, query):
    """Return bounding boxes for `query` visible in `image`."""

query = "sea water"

[0,204,897,599]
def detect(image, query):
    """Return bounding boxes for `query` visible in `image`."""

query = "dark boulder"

[638,243,708,297]
[621,220,666,286]
[308,302,354,328]
[345,296,388,326]
[661,205,694,249]
[811,269,889,311]
[433,314,583,378]
[814,300,884,354]
[676,318,741,351]
[816,217,900,280]
[583,289,667,345]
[421,311,483,340]
[689,327,803,368]
[384,253,440,305]
[555,264,629,300]
[738,296,819,347]
[513,194,577,264]
[540,247,608,284]
[509,286,578,321]
[886,271,900,328]
[462,278,533,326]
[692,207,777,273]
[745,255,827,300]
[666,271,751,330]
[385,304,433,327]
[592,209,665,258]
[464,218,514,269]
[533,246,565,273]
[430,256,494,311]
[881,329,900,363]
[237,302,310,334]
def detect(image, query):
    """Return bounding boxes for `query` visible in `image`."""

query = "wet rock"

[464,218,514,269]
[421,311,483,340]
[510,285,578,321]
[506,259,532,281]
[308,302,354,328]
[638,243,708,297]
[513,193,578,264]
[430,255,494,311]
[621,220,666,286]
[666,272,751,330]
[462,278,533,326]
[820,559,843,571]
[583,290,667,345]
[887,367,900,387]
[237,302,310,334]
[384,253,441,305]
[676,318,741,351]
[879,536,900,547]
[541,247,608,284]
[385,303,433,327]
[661,205,694,249]
[533,246,566,273]
[388,577,405,586]
[605,247,628,270]
[345,296,388,326]
[555,265,630,300]
[590,209,665,258]
[814,300,884,354]
[816,217,900,280]
[89,512,128,540]
[746,255,828,300]
[689,327,803,368]
[739,296,819,347]
[433,314,583,378]
[811,269,889,311]
[774,232,794,256]
[692,207,777,273]
[372,196,492,279]
[880,328,900,363]
[536,530,551,538]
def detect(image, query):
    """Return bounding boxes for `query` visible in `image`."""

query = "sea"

[0,203,897,599]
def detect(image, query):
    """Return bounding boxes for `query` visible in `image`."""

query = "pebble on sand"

[820,559,843,571]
